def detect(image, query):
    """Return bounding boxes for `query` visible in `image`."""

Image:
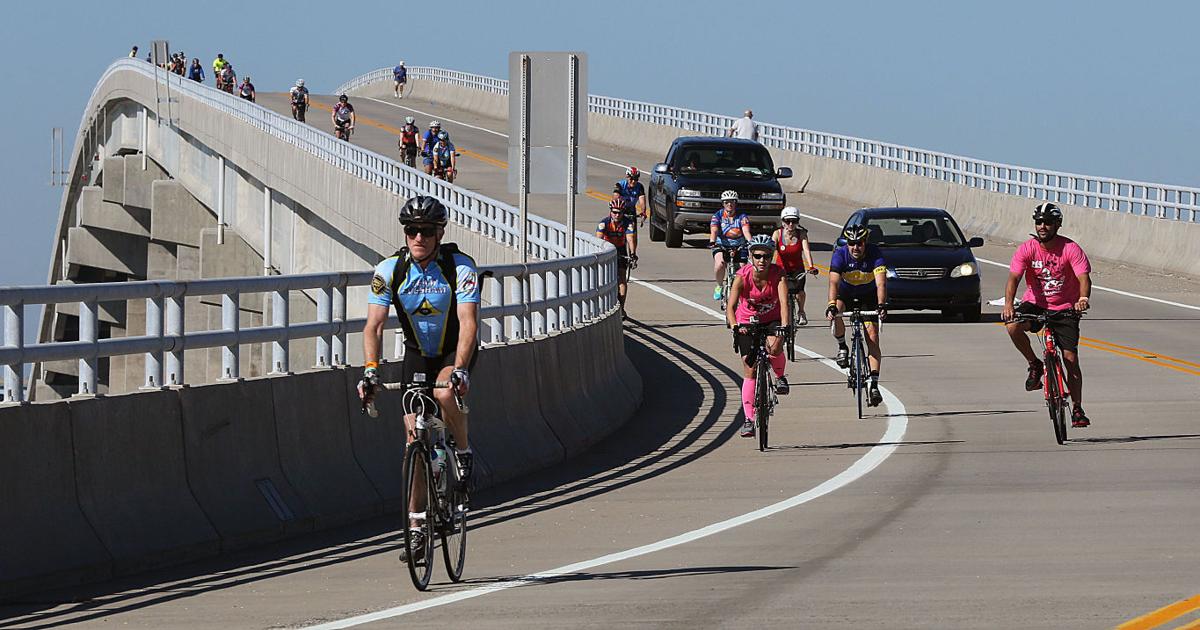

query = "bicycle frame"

[1013,311,1079,445]
[837,308,879,419]
[737,319,782,451]
[716,245,746,312]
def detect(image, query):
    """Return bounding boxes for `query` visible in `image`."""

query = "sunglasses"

[847,240,867,247]
[783,218,798,223]
[1034,219,1060,226]
[751,253,770,260]
[722,200,736,205]
[404,225,438,238]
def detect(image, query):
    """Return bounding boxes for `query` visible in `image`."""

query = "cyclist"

[289,79,309,121]
[393,60,408,98]
[238,75,256,102]
[420,121,442,175]
[771,206,818,325]
[188,58,205,83]
[358,195,481,562]
[218,65,236,93]
[431,131,458,182]
[613,167,648,224]
[332,94,355,139]
[1000,202,1093,427]
[725,235,791,438]
[709,190,752,301]
[398,115,421,166]
[211,53,228,84]
[596,198,638,316]
[826,223,888,407]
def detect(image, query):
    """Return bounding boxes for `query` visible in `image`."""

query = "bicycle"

[713,244,747,313]
[837,307,880,419]
[734,317,785,452]
[335,122,353,142]
[1012,309,1083,445]
[400,142,419,168]
[782,268,817,362]
[363,373,469,590]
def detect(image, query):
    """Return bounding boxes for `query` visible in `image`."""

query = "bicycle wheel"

[441,463,468,582]
[854,335,866,419]
[401,440,436,590]
[1044,359,1067,445]
[786,296,797,362]
[755,357,772,452]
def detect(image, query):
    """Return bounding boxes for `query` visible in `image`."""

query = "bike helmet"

[1032,201,1063,224]
[842,223,870,242]
[398,195,448,226]
[609,197,626,211]
[430,120,441,128]
[720,190,738,203]
[780,206,800,221]
[626,167,640,179]
[400,60,406,66]
[748,235,777,253]
[296,79,304,87]
[338,94,348,103]
[437,131,449,141]
[405,115,415,125]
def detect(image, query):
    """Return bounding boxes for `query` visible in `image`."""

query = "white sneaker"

[798,312,808,326]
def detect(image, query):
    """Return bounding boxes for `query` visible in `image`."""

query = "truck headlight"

[950,262,978,278]
[678,188,702,198]
[760,192,784,200]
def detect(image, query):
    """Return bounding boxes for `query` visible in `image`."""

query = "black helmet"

[398,195,448,226]
[842,223,870,242]
[338,94,348,103]
[1032,201,1063,224]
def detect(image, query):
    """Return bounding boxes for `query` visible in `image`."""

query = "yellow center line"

[988,322,1200,378]
[1177,618,1200,630]
[312,101,506,169]
[1117,594,1200,630]
[1077,336,1200,370]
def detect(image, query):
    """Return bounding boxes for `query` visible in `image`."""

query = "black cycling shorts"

[785,272,807,293]
[713,246,748,263]
[1015,302,1080,353]
[836,293,880,320]
[400,347,479,386]
[734,321,782,363]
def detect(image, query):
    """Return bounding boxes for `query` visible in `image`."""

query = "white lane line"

[796,211,1200,312]
[304,280,909,629]
[363,97,632,170]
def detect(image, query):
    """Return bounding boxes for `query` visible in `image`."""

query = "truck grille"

[894,267,946,280]
[698,190,764,200]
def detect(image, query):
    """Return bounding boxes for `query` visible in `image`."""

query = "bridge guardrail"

[339,66,1199,223]
[1,59,618,403]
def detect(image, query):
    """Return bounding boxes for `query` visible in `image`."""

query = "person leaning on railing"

[358,196,482,484]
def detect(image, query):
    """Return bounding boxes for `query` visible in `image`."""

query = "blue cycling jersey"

[830,244,886,298]
[615,180,645,208]
[368,252,481,357]
[711,210,750,247]
[393,66,407,81]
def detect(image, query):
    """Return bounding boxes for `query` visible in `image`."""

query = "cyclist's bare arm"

[827,270,841,313]
[874,269,887,305]
[709,222,719,245]
[453,302,479,394]
[628,230,637,257]
[801,233,816,271]
[777,275,791,329]
[362,304,389,367]
[725,276,743,328]
[1002,270,1023,322]
[1075,272,1092,312]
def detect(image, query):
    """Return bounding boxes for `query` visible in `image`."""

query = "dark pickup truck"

[647,137,792,248]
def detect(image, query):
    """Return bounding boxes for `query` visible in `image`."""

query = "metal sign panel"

[151,40,170,66]
[507,52,587,194]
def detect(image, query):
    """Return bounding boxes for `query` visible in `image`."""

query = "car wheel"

[960,303,982,323]
[665,217,683,248]
[648,203,665,242]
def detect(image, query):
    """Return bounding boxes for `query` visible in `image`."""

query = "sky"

[1,0,1198,291]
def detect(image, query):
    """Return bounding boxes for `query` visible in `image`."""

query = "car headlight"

[885,267,898,279]
[677,188,702,198]
[950,262,978,278]
[760,192,784,200]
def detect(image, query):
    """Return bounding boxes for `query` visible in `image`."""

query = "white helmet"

[720,190,738,202]
[400,60,406,66]
[295,79,305,87]
[405,115,415,124]
[781,206,800,221]
[430,120,441,128]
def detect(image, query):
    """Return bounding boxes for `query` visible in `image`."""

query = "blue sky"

[2,0,1198,289]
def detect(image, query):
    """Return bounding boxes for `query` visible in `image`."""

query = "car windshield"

[865,216,966,247]
[673,145,775,177]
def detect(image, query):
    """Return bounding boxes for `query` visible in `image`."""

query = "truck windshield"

[674,145,775,177]
[867,216,966,247]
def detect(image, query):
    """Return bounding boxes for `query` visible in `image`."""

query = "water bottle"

[432,445,447,475]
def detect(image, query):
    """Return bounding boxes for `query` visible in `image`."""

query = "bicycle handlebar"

[1011,309,1083,324]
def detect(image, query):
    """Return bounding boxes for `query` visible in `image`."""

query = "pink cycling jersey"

[1010,236,1091,311]
[734,263,785,324]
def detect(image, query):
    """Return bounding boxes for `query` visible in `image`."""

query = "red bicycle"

[1013,309,1083,445]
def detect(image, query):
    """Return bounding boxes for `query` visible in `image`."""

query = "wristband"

[365,360,378,369]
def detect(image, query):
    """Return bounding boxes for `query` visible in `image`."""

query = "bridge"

[1,60,1198,629]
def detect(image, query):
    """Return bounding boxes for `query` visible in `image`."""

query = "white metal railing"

[0,59,618,403]
[339,66,1200,223]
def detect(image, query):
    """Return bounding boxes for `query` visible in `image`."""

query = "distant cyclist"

[613,167,648,224]
[596,198,638,316]
[393,60,408,98]
[826,223,887,407]
[398,115,421,166]
[218,65,236,93]
[726,235,791,438]
[357,195,481,563]
[431,131,457,182]
[212,53,228,85]
[238,75,256,102]
[188,58,205,83]
[1001,202,1093,427]
[421,121,442,175]
[709,190,752,301]
[771,206,818,325]
[332,94,355,139]
[289,79,309,121]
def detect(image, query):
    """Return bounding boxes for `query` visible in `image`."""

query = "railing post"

[142,296,164,389]
[77,298,98,396]
[489,273,505,344]
[531,270,546,337]
[546,267,560,332]
[165,294,185,386]
[3,304,24,403]
[315,287,332,368]
[270,289,289,375]
[333,285,347,366]
[507,274,523,341]
[263,186,273,275]
[220,293,240,380]
[570,265,582,326]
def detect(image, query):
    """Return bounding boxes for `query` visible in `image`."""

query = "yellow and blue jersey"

[830,244,886,297]
[368,252,481,357]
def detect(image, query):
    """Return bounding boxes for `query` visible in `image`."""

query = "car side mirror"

[968,237,984,248]
[776,167,793,179]
[654,163,669,174]
[836,237,847,247]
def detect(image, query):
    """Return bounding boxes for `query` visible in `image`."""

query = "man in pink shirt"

[1001,202,1093,427]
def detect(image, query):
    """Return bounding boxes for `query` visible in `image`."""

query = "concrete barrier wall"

[0,312,638,600]
[400,77,1200,277]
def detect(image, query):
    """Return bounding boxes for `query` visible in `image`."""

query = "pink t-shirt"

[734,264,785,324]
[1009,237,1091,311]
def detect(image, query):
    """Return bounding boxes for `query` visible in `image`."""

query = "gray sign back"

[507,52,588,195]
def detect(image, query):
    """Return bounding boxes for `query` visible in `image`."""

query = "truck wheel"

[665,219,683,248]
[649,216,665,242]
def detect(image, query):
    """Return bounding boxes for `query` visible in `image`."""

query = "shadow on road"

[766,440,965,452]
[1068,433,1200,445]
[454,564,792,588]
